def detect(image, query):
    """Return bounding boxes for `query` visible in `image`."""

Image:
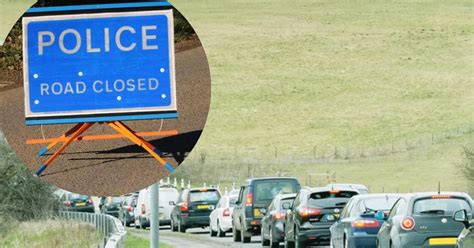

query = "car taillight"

[246,193,253,207]
[65,201,72,206]
[273,212,286,221]
[180,202,188,212]
[298,207,321,217]
[352,219,380,228]
[401,217,415,231]
[128,207,133,213]
[223,208,230,217]
[141,204,146,214]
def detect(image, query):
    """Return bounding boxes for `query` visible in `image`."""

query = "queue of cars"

[57,177,474,247]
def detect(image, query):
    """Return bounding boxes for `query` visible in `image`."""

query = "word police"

[40,78,159,96]
[38,25,159,55]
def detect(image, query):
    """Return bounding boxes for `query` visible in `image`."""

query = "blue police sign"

[22,9,177,124]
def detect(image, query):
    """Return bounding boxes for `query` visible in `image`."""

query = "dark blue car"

[329,194,401,248]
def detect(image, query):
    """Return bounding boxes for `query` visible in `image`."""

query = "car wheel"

[210,224,217,237]
[134,218,139,229]
[344,235,348,248]
[217,221,225,237]
[241,229,251,243]
[285,238,295,248]
[171,218,177,232]
[295,226,306,248]
[270,227,279,248]
[178,220,186,233]
[233,225,242,242]
[390,240,394,248]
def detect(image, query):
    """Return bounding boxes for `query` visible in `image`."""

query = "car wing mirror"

[282,202,291,210]
[375,211,385,221]
[169,201,176,206]
[453,209,469,229]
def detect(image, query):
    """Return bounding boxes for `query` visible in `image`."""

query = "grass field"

[125,235,174,248]
[0,220,102,248]
[170,0,474,191]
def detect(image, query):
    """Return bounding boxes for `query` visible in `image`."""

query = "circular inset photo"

[0,1,211,196]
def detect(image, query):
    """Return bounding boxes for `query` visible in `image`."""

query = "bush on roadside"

[0,139,61,234]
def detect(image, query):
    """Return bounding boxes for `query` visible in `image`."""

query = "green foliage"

[0,21,22,71]
[174,9,195,42]
[0,140,60,234]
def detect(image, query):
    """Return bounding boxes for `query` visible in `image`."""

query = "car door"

[210,197,223,230]
[331,198,356,247]
[378,198,405,248]
[262,199,276,239]
[233,186,246,230]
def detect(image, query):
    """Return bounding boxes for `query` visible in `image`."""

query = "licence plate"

[76,202,86,207]
[197,205,209,210]
[429,238,457,245]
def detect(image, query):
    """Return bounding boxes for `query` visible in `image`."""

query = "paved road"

[129,226,330,248]
[0,46,211,196]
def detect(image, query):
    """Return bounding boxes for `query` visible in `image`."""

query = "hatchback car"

[377,192,473,248]
[330,194,401,248]
[232,177,301,243]
[285,186,359,247]
[209,191,239,237]
[261,193,297,248]
[170,187,221,233]
[101,196,125,218]
[62,192,95,213]
[118,194,137,227]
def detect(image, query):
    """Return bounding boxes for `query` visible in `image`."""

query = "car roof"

[187,187,219,191]
[351,193,402,200]
[245,177,299,184]
[326,183,368,190]
[405,192,472,200]
[309,186,359,193]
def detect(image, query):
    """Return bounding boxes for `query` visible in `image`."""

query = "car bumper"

[297,226,331,245]
[181,215,210,227]
[65,205,95,213]
[398,232,459,248]
[243,218,262,234]
[348,233,377,248]
[219,217,233,232]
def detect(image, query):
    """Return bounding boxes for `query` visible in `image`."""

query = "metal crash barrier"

[59,211,126,248]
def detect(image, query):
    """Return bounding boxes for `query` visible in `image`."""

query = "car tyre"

[344,235,348,248]
[178,220,186,233]
[217,221,226,237]
[241,229,251,243]
[233,225,242,242]
[171,218,178,232]
[210,224,217,237]
[285,238,295,248]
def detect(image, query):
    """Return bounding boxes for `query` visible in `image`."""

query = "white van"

[135,185,179,228]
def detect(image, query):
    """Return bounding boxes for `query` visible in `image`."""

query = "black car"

[101,196,125,218]
[62,192,95,213]
[377,192,473,248]
[232,177,301,243]
[284,186,359,248]
[170,187,221,233]
[118,194,137,227]
[261,193,297,248]
[329,193,401,248]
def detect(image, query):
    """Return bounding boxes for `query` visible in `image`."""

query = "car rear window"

[413,197,471,215]
[68,193,89,201]
[355,196,399,213]
[189,190,220,203]
[254,180,298,204]
[308,191,358,208]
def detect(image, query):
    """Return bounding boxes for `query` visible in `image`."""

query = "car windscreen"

[355,196,399,213]
[68,193,89,201]
[308,191,358,208]
[189,190,220,203]
[254,180,298,205]
[413,197,471,215]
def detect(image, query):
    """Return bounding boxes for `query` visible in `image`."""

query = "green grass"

[125,234,174,248]
[0,220,102,248]
[170,0,474,191]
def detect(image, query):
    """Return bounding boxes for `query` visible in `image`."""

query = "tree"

[461,147,474,195]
